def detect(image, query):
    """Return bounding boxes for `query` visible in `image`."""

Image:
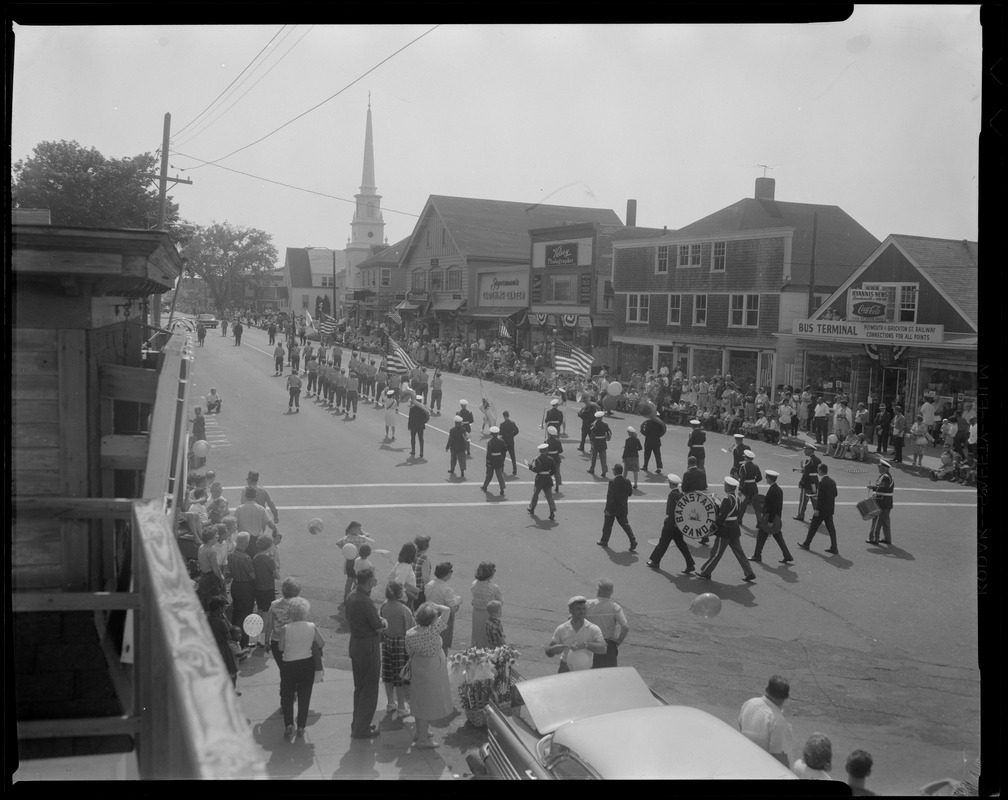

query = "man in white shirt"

[813,397,831,444]
[738,675,793,768]
[545,596,607,673]
[585,579,630,668]
[234,486,278,540]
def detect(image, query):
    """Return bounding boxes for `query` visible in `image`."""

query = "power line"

[174,25,313,147]
[194,24,440,168]
[172,25,288,139]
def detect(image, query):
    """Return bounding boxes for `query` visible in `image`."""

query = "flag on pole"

[499,317,512,339]
[386,336,418,375]
[319,312,336,336]
[553,340,593,377]
[387,309,403,327]
[304,309,317,332]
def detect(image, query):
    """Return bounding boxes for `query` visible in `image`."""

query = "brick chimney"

[755,177,776,200]
[626,199,637,227]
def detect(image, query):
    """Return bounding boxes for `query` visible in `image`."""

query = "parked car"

[467,667,796,780]
[196,313,219,329]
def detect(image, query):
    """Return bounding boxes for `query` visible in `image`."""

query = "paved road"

[189,323,980,789]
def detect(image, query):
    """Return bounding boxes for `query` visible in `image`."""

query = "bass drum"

[673,491,719,540]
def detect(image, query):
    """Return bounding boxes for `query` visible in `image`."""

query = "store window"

[730,294,759,328]
[862,282,919,322]
[545,274,575,303]
[411,270,427,291]
[692,348,721,379]
[620,343,654,375]
[804,353,853,402]
[445,269,461,291]
[380,268,391,287]
[693,294,707,326]
[430,270,444,291]
[727,350,759,390]
[919,363,978,418]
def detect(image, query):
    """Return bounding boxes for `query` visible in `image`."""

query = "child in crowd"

[930,447,956,481]
[850,433,868,461]
[835,430,859,460]
[337,521,376,602]
[485,600,506,646]
[824,434,840,458]
[206,595,244,690]
[940,418,956,448]
[353,543,374,578]
[188,488,210,527]
[207,482,229,524]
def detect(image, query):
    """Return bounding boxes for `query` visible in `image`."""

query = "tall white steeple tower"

[345,96,385,276]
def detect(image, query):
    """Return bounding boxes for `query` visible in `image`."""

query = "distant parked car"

[196,313,219,329]
[467,667,796,781]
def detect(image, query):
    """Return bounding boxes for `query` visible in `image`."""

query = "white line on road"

[225,482,977,493]
[276,500,976,511]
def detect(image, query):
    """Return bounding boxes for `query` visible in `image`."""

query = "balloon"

[606,381,623,397]
[342,543,359,560]
[601,394,619,412]
[192,440,211,458]
[566,648,594,671]
[690,593,722,619]
[308,518,324,535]
[828,434,838,444]
[242,613,264,637]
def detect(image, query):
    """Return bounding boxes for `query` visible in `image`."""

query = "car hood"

[516,667,663,735]
[550,706,797,780]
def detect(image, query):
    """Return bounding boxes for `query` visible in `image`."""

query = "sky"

[10,8,982,266]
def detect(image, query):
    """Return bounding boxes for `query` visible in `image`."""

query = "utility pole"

[151,112,193,331]
[332,249,338,340]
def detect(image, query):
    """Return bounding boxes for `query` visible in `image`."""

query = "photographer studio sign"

[674,491,719,539]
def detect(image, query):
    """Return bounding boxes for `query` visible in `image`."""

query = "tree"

[12,139,183,233]
[183,222,278,318]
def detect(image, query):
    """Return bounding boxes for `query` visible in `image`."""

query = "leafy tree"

[12,139,183,233]
[183,222,278,318]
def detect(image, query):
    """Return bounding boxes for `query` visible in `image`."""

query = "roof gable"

[305,248,347,275]
[358,235,412,269]
[676,198,880,288]
[403,195,623,264]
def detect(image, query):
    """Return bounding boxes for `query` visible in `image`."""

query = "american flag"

[554,340,593,377]
[319,312,336,336]
[386,336,418,375]
[387,309,403,327]
[498,317,512,339]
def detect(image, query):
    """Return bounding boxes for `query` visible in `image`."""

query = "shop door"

[882,366,907,410]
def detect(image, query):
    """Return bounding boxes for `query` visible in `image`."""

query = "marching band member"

[527,443,557,521]
[543,398,565,435]
[545,425,564,491]
[736,449,763,527]
[866,460,895,546]
[729,433,747,479]
[698,477,757,583]
[793,443,821,522]
[750,471,793,564]
[587,410,612,477]
[646,473,696,574]
[686,418,706,469]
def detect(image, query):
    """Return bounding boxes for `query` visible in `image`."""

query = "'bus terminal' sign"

[793,319,944,344]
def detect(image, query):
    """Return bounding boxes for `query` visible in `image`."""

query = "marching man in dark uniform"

[793,443,822,522]
[687,419,707,469]
[640,407,666,474]
[736,449,763,527]
[578,395,599,452]
[587,410,612,477]
[866,459,895,546]
[446,415,469,479]
[499,411,519,475]
[683,455,713,545]
[799,463,840,555]
[457,399,474,456]
[698,477,757,583]
[545,425,564,491]
[480,426,508,496]
[646,473,696,574]
[750,470,793,564]
[543,398,565,436]
[729,433,747,479]
[597,465,638,553]
[527,442,557,521]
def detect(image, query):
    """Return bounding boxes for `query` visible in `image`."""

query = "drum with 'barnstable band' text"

[674,491,719,540]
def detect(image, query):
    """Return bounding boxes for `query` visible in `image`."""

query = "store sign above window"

[545,242,579,267]
[847,289,889,321]
[793,319,943,344]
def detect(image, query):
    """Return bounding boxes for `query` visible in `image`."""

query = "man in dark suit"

[597,465,638,552]
[750,470,793,563]
[407,396,428,459]
[640,410,666,474]
[793,443,821,521]
[499,410,520,474]
[799,463,839,554]
[646,473,695,573]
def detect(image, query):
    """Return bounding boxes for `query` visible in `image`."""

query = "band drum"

[856,497,881,520]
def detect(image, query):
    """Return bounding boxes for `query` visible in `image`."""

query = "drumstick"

[720,448,729,453]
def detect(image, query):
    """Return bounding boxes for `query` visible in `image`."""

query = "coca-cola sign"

[847,289,889,320]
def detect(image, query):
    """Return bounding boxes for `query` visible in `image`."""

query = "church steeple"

[346,96,385,274]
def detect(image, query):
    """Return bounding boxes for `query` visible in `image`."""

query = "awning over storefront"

[431,298,466,312]
[468,307,523,319]
[396,300,422,311]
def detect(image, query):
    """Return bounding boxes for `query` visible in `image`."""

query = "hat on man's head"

[595,410,605,418]
[734,434,744,440]
[460,399,468,406]
[804,443,816,451]
[627,426,637,434]
[765,469,779,479]
[537,443,549,450]
[489,426,500,434]
[879,459,892,469]
[547,425,558,435]
[724,476,740,488]
[744,450,755,459]
[550,399,559,406]
[667,473,682,485]
[689,419,700,426]
[454,415,463,422]
[567,595,588,606]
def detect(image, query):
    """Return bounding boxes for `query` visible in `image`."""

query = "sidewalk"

[236,648,481,780]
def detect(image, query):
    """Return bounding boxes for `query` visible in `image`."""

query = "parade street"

[191,323,979,790]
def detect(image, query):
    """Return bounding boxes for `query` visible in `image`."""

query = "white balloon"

[566,648,594,671]
[606,381,623,397]
[192,439,211,457]
[243,613,264,636]
[342,543,359,560]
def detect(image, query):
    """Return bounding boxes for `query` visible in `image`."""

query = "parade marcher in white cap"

[527,443,557,521]
[587,410,612,477]
[622,426,643,489]
[793,443,821,522]
[698,477,757,583]
[543,397,565,436]
[383,389,398,440]
[499,410,520,475]
[866,460,894,545]
[597,465,638,553]
[647,473,696,573]
[640,406,667,474]
[736,449,763,526]
[750,470,794,564]
[578,394,599,452]
[545,425,564,491]
[729,433,747,480]
[457,399,474,456]
[481,427,508,496]
[687,418,707,469]
[446,416,469,479]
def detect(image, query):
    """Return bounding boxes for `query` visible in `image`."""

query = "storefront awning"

[468,307,524,319]
[396,300,422,311]
[431,298,466,312]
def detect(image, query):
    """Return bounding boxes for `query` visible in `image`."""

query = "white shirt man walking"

[738,675,793,768]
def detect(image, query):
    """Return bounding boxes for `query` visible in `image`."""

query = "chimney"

[755,177,776,200]
[626,199,637,227]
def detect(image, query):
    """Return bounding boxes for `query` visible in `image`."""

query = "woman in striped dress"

[380,581,415,720]
[470,562,503,648]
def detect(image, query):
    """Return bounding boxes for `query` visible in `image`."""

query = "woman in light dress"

[405,603,455,749]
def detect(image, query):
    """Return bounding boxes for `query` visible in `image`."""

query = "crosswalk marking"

[224,482,976,493]
[275,500,975,511]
